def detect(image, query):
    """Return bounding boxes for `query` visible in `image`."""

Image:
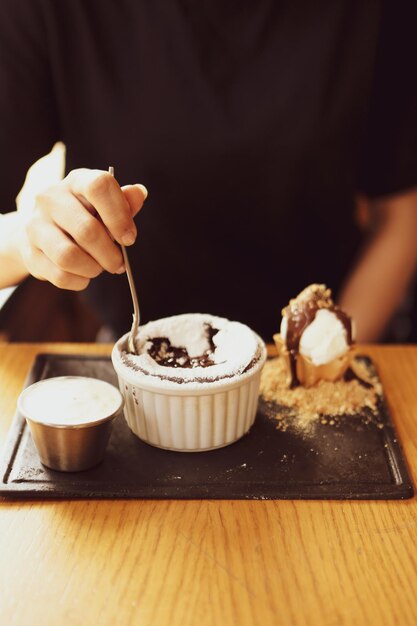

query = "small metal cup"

[18,377,124,472]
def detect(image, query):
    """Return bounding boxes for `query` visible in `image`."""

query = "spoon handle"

[109,166,140,353]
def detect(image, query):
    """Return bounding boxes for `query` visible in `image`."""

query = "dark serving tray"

[0,354,413,500]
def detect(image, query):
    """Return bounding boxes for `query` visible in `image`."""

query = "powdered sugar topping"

[122,313,260,383]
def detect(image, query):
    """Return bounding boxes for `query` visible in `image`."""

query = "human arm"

[340,1,417,342]
[339,188,417,342]
[0,3,147,291]
[0,212,28,287]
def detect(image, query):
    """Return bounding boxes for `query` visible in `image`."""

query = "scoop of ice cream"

[276,284,354,387]
[299,308,349,365]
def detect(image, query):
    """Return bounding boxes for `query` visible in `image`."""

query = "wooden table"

[1,343,417,626]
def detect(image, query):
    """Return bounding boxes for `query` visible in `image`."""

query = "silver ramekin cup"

[112,333,267,452]
[17,376,124,472]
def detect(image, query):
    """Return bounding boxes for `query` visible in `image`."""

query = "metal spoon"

[108,166,140,354]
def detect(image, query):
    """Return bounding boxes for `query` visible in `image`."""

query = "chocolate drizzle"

[283,284,353,387]
[334,309,353,345]
[147,324,219,369]
[121,345,263,384]
[343,367,373,389]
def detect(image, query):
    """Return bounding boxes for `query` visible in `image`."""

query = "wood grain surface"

[0,343,417,626]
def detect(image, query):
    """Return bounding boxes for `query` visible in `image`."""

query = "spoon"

[108,166,140,354]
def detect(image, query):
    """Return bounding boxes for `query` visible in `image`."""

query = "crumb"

[260,356,382,431]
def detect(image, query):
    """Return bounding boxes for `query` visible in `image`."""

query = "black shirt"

[1,1,417,339]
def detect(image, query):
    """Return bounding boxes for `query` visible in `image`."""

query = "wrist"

[0,212,30,287]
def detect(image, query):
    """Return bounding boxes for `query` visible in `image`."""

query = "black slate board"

[0,354,413,500]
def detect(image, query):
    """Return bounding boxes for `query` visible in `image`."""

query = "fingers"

[26,247,91,291]
[23,170,149,292]
[41,190,126,274]
[122,184,148,217]
[29,220,103,279]
[67,169,147,246]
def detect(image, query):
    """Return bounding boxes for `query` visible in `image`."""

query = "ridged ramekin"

[111,333,267,452]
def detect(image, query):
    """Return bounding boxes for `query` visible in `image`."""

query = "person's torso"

[42,0,380,338]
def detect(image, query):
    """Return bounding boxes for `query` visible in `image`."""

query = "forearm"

[340,189,417,342]
[0,212,29,288]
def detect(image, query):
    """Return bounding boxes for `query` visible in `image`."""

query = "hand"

[16,169,148,291]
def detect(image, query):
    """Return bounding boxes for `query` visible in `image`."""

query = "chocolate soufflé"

[111,313,267,451]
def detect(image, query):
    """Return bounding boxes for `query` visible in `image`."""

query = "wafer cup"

[273,333,353,387]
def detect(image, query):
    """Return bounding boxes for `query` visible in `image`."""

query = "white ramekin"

[111,333,267,452]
